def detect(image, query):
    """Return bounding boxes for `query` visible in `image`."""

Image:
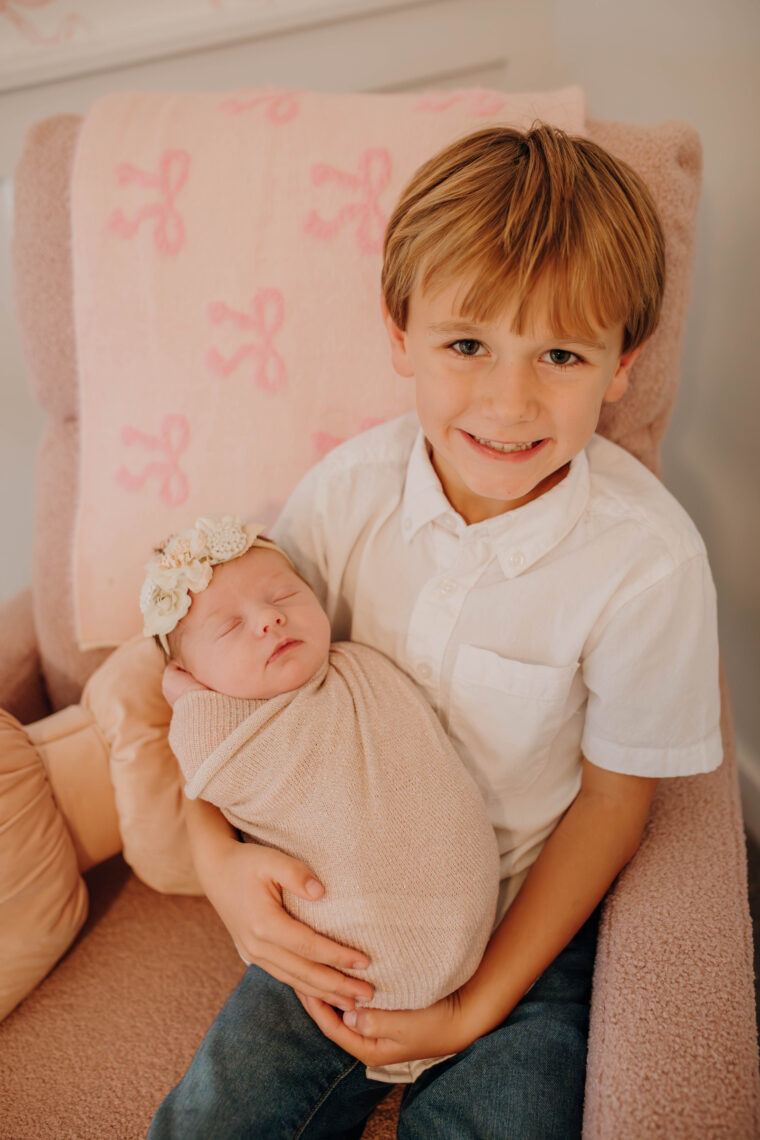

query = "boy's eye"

[543,348,581,368]
[450,339,484,357]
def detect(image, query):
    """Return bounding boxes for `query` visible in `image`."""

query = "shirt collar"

[400,427,591,577]
[400,429,456,539]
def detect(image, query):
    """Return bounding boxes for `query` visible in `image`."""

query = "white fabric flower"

[149,561,183,591]
[158,535,195,569]
[139,514,267,648]
[140,576,192,637]
[182,558,213,594]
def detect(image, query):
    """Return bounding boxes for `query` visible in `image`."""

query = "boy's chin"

[448,467,570,523]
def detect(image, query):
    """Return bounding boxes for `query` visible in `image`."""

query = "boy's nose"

[487,362,538,420]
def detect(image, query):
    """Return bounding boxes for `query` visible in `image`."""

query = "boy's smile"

[384,283,646,525]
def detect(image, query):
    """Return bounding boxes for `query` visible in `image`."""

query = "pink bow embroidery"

[115,414,190,507]
[108,150,190,256]
[219,88,300,124]
[304,148,391,255]
[0,0,83,45]
[206,288,287,392]
[311,418,385,460]
[416,90,506,117]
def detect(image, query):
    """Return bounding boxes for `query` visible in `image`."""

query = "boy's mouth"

[464,431,546,455]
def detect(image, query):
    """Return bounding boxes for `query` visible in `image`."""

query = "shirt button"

[508,550,526,570]
[417,663,432,681]
[438,579,457,596]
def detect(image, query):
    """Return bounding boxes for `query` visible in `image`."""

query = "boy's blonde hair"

[382,124,665,353]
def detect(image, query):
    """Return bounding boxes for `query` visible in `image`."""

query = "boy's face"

[384,282,646,524]
[175,547,331,700]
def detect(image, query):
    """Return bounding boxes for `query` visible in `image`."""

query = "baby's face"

[175,547,331,700]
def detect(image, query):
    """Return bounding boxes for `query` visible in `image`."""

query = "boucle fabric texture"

[171,641,500,1018]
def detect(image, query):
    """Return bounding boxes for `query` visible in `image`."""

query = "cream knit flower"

[196,515,250,562]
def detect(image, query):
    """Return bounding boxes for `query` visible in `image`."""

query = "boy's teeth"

[473,435,536,453]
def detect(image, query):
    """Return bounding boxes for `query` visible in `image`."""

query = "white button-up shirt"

[272,413,722,920]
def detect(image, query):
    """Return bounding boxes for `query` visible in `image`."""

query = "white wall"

[2,0,759,807]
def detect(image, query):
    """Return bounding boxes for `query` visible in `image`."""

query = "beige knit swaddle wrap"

[171,642,499,1026]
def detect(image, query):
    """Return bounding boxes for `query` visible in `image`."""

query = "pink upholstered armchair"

[0,92,757,1137]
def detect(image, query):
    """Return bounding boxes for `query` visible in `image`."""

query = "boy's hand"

[295,986,481,1068]
[186,801,374,1010]
[162,661,208,707]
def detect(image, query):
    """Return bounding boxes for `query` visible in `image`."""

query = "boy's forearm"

[461,787,646,1035]
[184,795,238,891]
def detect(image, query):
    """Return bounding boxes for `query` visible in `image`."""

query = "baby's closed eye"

[217,619,241,637]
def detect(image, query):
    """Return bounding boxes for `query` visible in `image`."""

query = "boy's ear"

[603,339,649,405]
[381,296,415,379]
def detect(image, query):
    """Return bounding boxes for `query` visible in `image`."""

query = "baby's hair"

[154,630,180,660]
[382,123,665,354]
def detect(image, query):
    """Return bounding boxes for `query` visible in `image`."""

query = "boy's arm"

[297,757,658,1062]
[459,757,658,1032]
[182,796,374,1008]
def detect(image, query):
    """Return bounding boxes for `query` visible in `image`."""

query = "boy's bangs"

[385,125,665,353]
[421,247,628,345]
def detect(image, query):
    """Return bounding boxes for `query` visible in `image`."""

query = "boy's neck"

[427,439,572,525]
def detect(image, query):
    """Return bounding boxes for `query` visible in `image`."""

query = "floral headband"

[140,514,290,653]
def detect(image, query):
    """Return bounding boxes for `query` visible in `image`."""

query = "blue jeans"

[148,904,600,1139]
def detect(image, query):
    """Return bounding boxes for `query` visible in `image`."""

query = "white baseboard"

[737,738,760,847]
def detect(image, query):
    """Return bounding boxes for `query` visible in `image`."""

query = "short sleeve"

[581,553,722,777]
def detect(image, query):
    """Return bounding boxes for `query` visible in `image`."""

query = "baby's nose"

[261,613,284,634]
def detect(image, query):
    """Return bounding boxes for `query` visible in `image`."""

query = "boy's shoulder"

[272,413,419,577]
[584,434,707,566]
[315,411,419,478]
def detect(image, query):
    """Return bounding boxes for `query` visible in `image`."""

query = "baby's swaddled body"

[170,641,500,1018]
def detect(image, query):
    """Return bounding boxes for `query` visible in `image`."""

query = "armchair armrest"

[0,589,50,722]
[584,669,759,1137]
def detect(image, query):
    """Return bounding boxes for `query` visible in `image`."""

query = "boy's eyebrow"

[427,320,485,335]
[427,319,608,351]
[549,336,609,351]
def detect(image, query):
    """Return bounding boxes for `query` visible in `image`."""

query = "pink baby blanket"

[71,85,586,647]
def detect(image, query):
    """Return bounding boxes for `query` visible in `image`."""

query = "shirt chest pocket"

[448,646,579,798]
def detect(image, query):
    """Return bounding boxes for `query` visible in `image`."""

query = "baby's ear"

[604,339,649,405]
[381,298,414,379]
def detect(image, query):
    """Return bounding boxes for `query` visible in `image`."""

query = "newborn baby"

[141,514,499,1081]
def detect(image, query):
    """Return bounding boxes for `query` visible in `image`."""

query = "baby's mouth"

[267,639,301,665]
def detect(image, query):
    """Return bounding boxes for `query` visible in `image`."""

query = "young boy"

[149,124,721,1138]
[142,514,499,1082]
